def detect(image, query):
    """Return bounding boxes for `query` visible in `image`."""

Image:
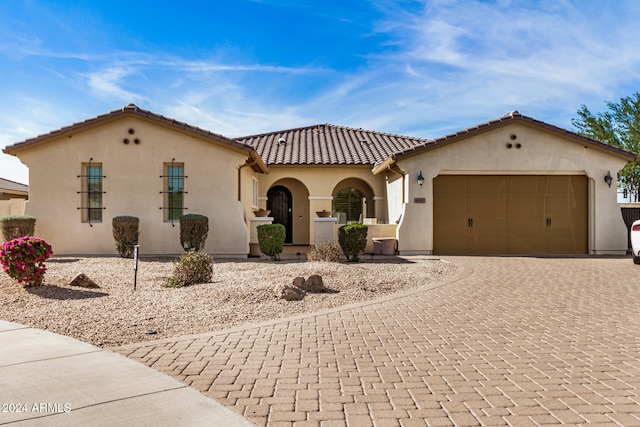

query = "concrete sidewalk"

[0,320,255,426]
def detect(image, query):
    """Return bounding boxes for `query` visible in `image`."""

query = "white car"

[632,219,640,264]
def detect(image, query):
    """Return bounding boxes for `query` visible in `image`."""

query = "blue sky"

[2,0,640,184]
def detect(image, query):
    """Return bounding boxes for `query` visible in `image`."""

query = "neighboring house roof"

[3,104,268,173]
[236,124,428,166]
[0,177,28,196]
[379,111,638,168]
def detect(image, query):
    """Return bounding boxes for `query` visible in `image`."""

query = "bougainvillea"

[0,237,53,286]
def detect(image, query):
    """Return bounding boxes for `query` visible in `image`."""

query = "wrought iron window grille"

[160,158,188,226]
[77,157,106,227]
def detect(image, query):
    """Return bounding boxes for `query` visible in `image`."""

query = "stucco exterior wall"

[16,116,251,256]
[392,122,631,255]
[257,165,388,244]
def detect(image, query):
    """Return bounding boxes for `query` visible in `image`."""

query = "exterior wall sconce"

[417,171,424,188]
[604,171,613,187]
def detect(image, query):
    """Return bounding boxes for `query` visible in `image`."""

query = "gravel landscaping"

[0,256,461,347]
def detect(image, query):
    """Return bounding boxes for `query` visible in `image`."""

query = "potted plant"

[316,209,333,218]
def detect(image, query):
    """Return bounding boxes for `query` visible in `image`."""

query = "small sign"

[414,197,426,204]
[133,245,139,270]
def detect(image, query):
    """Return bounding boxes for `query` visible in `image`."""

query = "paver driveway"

[113,256,640,426]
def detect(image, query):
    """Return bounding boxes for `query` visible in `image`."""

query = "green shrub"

[179,214,209,252]
[112,216,139,258]
[307,241,342,262]
[257,223,286,261]
[0,216,36,242]
[338,224,368,262]
[163,251,213,288]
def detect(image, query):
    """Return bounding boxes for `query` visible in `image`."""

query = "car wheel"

[634,254,640,265]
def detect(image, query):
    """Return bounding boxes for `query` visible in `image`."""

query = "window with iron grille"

[161,161,186,223]
[78,161,105,224]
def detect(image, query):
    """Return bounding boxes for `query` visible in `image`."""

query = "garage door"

[433,175,588,254]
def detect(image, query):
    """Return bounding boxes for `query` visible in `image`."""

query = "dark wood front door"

[267,185,292,244]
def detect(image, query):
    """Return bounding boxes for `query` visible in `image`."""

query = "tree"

[572,92,640,201]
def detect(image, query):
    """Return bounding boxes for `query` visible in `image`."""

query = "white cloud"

[85,66,146,103]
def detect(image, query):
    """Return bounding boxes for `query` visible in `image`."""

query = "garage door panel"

[508,216,547,253]
[434,175,468,193]
[510,175,547,193]
[433,194,467,216]
[470,216,508,253]
[469,194,507,216]
[468,176,508,193]
[433,175,587,255]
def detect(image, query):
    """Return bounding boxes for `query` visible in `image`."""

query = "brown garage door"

[433,175,587,254]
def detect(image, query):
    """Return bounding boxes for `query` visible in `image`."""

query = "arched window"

[333,187,365,224]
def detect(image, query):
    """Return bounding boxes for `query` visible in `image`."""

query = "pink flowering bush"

[0,237,53,286]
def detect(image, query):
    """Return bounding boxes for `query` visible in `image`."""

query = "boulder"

[274,283,305,301]
[302,275,326,293]
[292,277,305,289]
[69,273,100,288]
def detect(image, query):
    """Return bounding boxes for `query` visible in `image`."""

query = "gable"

[3,104,268,174]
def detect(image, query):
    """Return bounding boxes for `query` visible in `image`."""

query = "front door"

[267,186,292,244]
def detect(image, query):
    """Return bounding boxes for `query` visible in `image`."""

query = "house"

[0,177,28,217]
[2,105,267,256]
[2,105,635,256]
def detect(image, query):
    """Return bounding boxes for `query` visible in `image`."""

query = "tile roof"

[236,124,428,167]
[389,111,637,162]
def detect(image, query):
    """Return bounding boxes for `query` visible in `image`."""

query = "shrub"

[163,251,213,288]
[0,216,36,242]
[112,216,139,258]
[307,242,342,262]
[338,224,368,262]
[179,214,209,252]
[0,236,53,286]
[257,223,286,261]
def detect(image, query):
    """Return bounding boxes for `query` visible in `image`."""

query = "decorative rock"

[274,283,305,301]
[69,273,100,288]
[302,275,326,293]
[292,277,305,289]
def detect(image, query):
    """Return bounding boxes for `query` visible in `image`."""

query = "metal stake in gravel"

[133,245,139,291]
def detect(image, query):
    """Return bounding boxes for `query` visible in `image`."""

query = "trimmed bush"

[164,251,213,288]
[338,224,368,262]
[307,242,342,262]
[112,216,139,258]
[0,216,36,242]
[257,223,286,261]
[0,236,53,286]
[179,214,209,252]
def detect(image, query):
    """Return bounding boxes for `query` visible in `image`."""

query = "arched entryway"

[267,185,293,243]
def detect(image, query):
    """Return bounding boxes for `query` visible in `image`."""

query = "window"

[79,162,104,223]
[333,187,365,224]
[163,162,185,222]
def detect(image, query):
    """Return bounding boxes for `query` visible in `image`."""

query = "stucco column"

[248,216,273,257]
[373,196,386,223]
[314,217,338,246]
[308,196,333,246]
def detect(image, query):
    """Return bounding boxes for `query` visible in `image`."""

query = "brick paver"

[112,257,640,426]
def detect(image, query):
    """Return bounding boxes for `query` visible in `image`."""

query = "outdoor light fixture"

[417,171,424,188]
[604,171,613,188]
